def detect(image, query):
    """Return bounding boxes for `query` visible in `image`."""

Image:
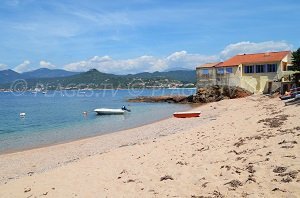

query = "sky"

[0,0,299,74]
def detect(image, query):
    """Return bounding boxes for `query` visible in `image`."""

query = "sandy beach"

[0,95,299,197]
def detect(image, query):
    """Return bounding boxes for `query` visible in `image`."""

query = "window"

[256,65,265,73]
[225,67,233,74]
[267,64,277,72]
[202,69,209,75]
[217,68,224,75]
[244,65,254,73]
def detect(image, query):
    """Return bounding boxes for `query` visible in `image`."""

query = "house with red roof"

[196,51,295,93]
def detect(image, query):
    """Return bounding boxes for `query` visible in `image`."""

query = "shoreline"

[1,95,299,197]
[0,115,172,156]
[0,87,197,92]
[0,103,200,156]
[0,102,209,184]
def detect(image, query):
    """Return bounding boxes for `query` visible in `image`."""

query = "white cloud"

[40,60,55,69]
[63,40,293,74]
[166,51,218,69]
[64,52,218,74]
[220,41,293,60]
[0,63,7,70]
[14,60,31,73]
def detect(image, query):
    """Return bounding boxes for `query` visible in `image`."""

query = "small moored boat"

[173,111,201,118]
[19,112,26,117]
[94,108,125,115]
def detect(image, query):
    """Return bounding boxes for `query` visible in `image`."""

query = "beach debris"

[196,146,209,152]
[176,161,188,166]
[43,192,48,195]
[224,179,243,188]
[277,170,299,179]
[233,138,246,147]
[273,166,287,173]
[266,151,272,156]
[235,157,244,161]
[281,145,294,149]
[281,176,293,183]
[160,175,174,181]
[245,175,256,183]
[191,190,224,198]
[257,115,289,128]
[201,182,209,188]
[120,169,127,174]
[272,187,287,192]
[27,171,34,176]
[148,189,159,195]
[24,187,31,193]
[228,150,247,155]
[278,140,297,145]
[220,165,231,171]
[119,144,129,148]
[125,179,135,183]
[283,155,296,159]
[246,165,256,173]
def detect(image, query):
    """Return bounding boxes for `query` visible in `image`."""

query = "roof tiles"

[218,51,290,67]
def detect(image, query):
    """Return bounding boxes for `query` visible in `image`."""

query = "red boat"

[173,111,201,118]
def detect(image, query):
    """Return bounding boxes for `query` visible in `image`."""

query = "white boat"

[19,112,26,117]
[94,108,125,115]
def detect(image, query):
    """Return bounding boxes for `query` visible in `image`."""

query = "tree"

[291,48,300,71]
[291,48,300,86]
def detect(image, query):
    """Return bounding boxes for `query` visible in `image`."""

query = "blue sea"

[0,89,195,153]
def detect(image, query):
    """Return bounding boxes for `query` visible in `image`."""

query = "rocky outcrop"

[127,85,252,104]
[192,85,252,103]
[127,95,193,104]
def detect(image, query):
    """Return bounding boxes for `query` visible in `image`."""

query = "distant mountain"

[21,68,80,79]
[0,68,80,84]
[163,67,193,72]
[0,69,21,84]
[0,68,196,89]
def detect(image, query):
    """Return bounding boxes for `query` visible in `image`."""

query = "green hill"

[0,69,196,90]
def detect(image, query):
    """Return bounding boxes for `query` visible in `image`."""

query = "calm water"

[0,89,195,153]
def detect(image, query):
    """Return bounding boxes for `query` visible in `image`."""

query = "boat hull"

[173,112,201,118]
[94,108,125,115]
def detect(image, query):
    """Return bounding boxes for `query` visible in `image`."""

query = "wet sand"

[0,95,299,197]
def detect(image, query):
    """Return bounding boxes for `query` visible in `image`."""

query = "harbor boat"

[94,108,125,115]
[173,111,201,118]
